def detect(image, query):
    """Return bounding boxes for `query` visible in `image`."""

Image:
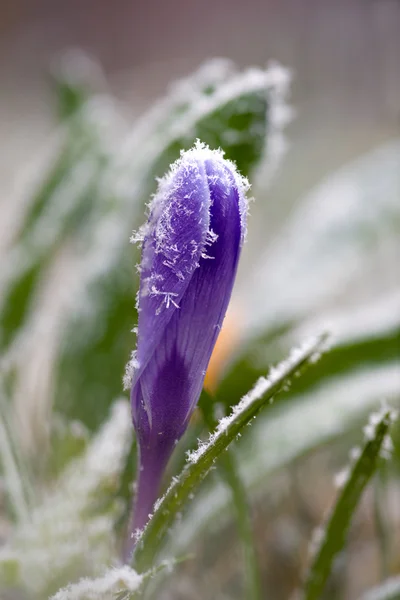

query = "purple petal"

[126,142,249,542]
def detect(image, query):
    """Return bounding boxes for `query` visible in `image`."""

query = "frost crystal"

[187,335,325,464]
[363,404,398,449]
[49,566,144,600]
[123,350,140,390]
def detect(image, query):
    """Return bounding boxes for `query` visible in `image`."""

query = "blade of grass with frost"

[303,407,398,600]
[131,333,328,572]
[0,111,112,351]
[169,363,400,558]
[48,565,146,600]
[281,292,400,400]
[218,290,400,407]
[54,63,291,429]
[49,558,182,600]
[3,95,109,253]
[112,61,290,185]
[359,576,400,600]
[0,400,132,597]
[0,159,103,350]
[122,58,237,142]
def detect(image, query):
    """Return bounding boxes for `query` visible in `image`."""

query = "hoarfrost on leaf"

[0,400,132,596]
[363,404,398,444]
[49,565,144,600]
[187,335,327,464]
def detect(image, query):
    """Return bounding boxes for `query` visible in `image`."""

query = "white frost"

[187,335,326,464]
[363,403,398,448]
[0,400,132,595]
[49,565,144,600]
[123,350,140,390]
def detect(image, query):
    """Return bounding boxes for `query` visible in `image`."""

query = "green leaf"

[131,333,328,572]
[218,291,400,409]
[155,89,268,180]
[0,141,77,350]
[170,363,400,558]
[303,408,397,600]
[55,258,138,429]
[0,120,109,351]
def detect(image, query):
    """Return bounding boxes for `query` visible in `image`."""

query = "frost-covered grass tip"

[125,140,249,550]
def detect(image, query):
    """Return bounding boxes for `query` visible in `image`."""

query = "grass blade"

[131,333,328,572]
[169,364,399,558]
[303,408,398,600]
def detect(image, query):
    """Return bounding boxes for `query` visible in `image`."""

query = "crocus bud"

[125,141,249,540]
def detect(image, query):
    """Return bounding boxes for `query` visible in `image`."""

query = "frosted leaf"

[186,335,325,464]
[380,434,394,460]
[153,496,165,513]
[349,446,361,462]
[49,565,144,600]
[132,528,144,544]
[363,404,397,443]
[0,400,132,595]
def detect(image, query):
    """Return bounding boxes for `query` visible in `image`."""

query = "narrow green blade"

[303,408,397,600]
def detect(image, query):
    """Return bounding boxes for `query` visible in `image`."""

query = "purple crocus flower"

[124,141,249,542]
